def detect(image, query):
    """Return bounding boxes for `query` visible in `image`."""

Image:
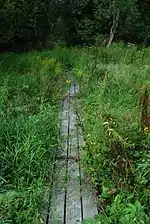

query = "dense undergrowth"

[0,51,66,223]
[0,44,149,223]
[71,44,150,223]
[42,44,150,223]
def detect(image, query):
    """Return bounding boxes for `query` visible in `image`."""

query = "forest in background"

[0,0,150,51]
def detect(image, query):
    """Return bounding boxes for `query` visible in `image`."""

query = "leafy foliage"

[1,0,150,49]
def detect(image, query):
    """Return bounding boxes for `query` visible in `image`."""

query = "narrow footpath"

[47,81,98,224]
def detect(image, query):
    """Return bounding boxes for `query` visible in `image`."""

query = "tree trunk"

[107,11,119,48]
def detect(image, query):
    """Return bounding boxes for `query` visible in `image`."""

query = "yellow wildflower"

[66,79,71,84]
[144,127,150,134]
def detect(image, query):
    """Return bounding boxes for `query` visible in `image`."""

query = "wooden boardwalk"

[46,83,98,224]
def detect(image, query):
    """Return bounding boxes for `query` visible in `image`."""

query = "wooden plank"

[47,82,98,224]
[78,127,98,220]
[49,159,66,224]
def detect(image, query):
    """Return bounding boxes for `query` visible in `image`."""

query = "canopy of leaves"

[0,0,150,50]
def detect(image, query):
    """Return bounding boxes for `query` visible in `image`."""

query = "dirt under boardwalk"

[48,83,98,224]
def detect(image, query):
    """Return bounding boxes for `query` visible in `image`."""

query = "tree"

[0,0,150,50]
[0,0,57,50]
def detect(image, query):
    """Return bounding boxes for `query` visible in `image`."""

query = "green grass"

[0,44,150,223]
[71,44,150,223]
[0,51,66,223]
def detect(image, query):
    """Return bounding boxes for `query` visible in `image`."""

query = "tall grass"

[72,44,150,223]
[0,51,65,223]
[0,44,149,223]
